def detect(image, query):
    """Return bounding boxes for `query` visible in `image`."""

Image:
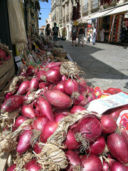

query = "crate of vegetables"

[0,62,128,171]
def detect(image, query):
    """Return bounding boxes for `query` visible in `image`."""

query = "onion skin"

[45,69,60,83]
[73,116,102,142]
[29,78,39,91]
[107,133,128,164]
[32,117,48,131]
[82,155,103,171]
[101,115,117,134]
[70,105,85,114]
[37,97,54,121]
[45,90,72,109]
[1,95,23,113]
[17,130,32,154]
[17,80,30,95]
[25,159,41,171]
[22,105,35,118]
[64,79,79,95]
[40,121,58,142]
[90,136,106,155]
[65,130,79,150]
[110,162,127,171]
[7,164,16,171]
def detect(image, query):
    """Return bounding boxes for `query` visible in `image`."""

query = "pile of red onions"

[1,61,127,171]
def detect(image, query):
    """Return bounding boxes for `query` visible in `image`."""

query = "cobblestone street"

[58,41,128,92]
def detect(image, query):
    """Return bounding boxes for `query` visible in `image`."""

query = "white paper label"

[87,92,128,115]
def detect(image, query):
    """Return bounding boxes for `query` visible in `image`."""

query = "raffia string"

[5,76,25,93]
[60,61,83,79]
[35,110,100,171]
[0,119,32,154]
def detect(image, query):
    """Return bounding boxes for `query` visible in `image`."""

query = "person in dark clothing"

[71,25,77,46]
[78,25,85,47]
[45,24,51,40]
[52,23,59,41]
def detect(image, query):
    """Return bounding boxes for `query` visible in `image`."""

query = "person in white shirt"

[92,26,96,45]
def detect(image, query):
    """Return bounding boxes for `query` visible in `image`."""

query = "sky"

[39,0,51,28]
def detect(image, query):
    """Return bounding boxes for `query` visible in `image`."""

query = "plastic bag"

[8,0,27,45]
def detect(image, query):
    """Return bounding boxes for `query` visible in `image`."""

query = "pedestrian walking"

[78,25,85,47]
[92,26,97,45]
[52,23,59,41]
[45,24,51,40]
[71,25,77,46]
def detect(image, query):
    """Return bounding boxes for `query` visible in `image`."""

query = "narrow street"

[59,41,128,92]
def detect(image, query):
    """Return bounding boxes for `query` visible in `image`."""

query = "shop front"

[88,3,128,44]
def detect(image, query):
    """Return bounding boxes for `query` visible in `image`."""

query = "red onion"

[7,164,16,171]
[29,78,39,91]
[45,90,72,109]
[33,142,42,154]
[107,133,128,164]
[64,79,79,95]
[110,161,127,171]
[17,130,32,154]
[82,155,102,171]
[5,92,13,99]
[39,82,47,89]
[54,81,65,92]
[1,95,23,113]
[37,70,46,81]
[13,116,27,129]
[73,116,102,142]
[103,160,109,171]
[32,117,48,131]
[46,62,61,69]
[45,69,60,83]
[37,97,54,121]
[65,130,79,150]
[25,159,41,171]
[66,150,81,169]
[55,113,67,122]
[40,121,58,142]
[70,105,85,114]
[78,77,87,93]
[17,80,30,95]
[101,115,117,134]
[90,136,106,155]
[0,49,6,59]
[22,104,35,118]
[72,93,85,105]
[61,75,67,81]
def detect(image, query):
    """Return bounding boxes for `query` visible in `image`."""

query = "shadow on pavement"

[58,41,128,80]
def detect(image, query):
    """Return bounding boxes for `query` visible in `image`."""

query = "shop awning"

[105,4,128,16]
[87,3,128,20]
[88,9,114,20]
